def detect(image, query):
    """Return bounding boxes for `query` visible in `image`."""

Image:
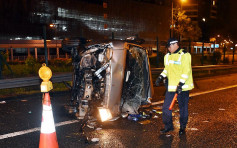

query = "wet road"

[0,74,237,147]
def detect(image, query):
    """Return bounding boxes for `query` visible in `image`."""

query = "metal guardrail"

[1,65,237,89]
[0,73,72,89]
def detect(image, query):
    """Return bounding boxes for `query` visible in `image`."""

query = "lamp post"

[180,0,187,10]
[223,43,226,62]
[50,23,58,45]
[50,23,59,59]
[170,0,174,38]
[43,25,48,66]
[232,42,235,64]
[201,18,206,66]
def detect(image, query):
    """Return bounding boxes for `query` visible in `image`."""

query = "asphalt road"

[0,73,237,148]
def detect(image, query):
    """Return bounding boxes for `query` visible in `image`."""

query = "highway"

[0,73,236,147]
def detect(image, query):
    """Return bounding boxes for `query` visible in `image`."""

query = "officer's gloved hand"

[176,82,184,95]
[155,75,164,86]
[163,78,168,89]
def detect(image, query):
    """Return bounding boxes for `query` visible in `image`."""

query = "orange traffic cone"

[39,93,59,148]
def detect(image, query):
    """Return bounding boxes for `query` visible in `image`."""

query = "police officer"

[156,38,194,135]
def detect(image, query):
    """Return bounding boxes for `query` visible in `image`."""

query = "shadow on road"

[159,134,174,148]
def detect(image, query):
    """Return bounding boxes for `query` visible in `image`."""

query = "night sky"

[226,0,237,39]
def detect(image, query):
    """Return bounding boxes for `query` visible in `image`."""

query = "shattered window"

[121,45,148,114]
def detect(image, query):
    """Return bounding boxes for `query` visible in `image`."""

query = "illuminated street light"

[180,0,187,10]
[49,23,59,58]
[49,24,55,28]
[49,23,58,40]
[202,18,206,22]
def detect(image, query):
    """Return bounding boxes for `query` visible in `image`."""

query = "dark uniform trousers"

[162,91,189,129]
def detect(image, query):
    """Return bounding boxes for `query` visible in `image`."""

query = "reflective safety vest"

[160,49,194,92]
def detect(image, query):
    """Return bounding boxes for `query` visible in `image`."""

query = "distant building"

[0,0,173,60]
[182,0,218,22]
[181,0,225,41]
[0,0,229,59]
[0,0,170,43]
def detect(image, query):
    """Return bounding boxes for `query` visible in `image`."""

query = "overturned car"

[62,38,154,122]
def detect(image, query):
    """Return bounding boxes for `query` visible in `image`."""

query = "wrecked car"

[62,38,154,123]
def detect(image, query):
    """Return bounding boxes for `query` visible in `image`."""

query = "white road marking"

[0,120,79,140]
[189,84,237,97]
[151,84,237,105]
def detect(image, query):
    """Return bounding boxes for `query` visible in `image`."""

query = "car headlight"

[98,107,112,122]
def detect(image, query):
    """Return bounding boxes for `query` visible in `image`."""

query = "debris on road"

[141,104,151,108]
[153,106,162,110]
[156,111,162,114]
[190,128,198,131]
[91,138,100,142]
[87,121,97,129]
[151,100,163,106]
[166,134,171,137]
[108,116,120,121]
[125,105,165,123]
[219,108,225,111]
[87,124,94,129]
[128,114,139,121]
[121,112,129,118]
[0,101,6,104]
[96,127,102,130]
[139,120,151,125]
[173,109,179,113]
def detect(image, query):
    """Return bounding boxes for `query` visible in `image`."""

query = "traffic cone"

[39,93,59,148]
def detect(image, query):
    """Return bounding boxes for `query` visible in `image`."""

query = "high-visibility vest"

[160,49,194,92]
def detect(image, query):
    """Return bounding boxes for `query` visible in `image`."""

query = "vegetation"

[2,58,72,79]
[173,7,202,42]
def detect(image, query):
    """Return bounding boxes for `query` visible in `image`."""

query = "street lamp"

[49,24,55,28]
[170,0,174,38]
[49,23,58,39]
[49,23,60,59]
[43,25,48,66]
[180,0,187,10]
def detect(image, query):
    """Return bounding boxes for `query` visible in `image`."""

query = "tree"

[173,7,202,42]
